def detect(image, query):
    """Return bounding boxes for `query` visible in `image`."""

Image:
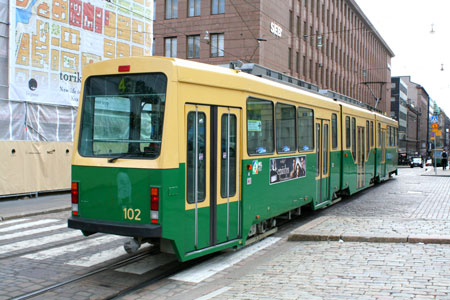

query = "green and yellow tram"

[69,57,398,261]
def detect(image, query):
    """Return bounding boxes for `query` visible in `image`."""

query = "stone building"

[397,76,430,156]
[390,77,408,156]
[154,0,394,114]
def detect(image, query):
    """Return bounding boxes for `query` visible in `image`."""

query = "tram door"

[357,127,365,188]
[185,104,241,252]
[315,119,330,204]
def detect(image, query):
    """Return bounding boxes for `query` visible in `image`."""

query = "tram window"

[221,114,237,198]
[391,127,393,146]
[389,126,391,146]
[297,106,314,151]
[370,121,374,147]
[345,116,350,149]
[366,121,370,158]
[386,126,391,147]
[393,127,395,146]
[351,117,356,160]
[387,126,389,146]
[388,126,392,146]
[247,98,274,155]
[392,127,394,146]
[79,73,167,158]
[276,103,296,153]
[332,113,338,149]
[378,123,381,147]
[393,127,396,146]
[323,124,329,175]
[395,128,398,146]
[392,127,395,146]
[187,111,206,204]
[316,124,320,177]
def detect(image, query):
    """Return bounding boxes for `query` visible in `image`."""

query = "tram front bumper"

[68,217,162,238]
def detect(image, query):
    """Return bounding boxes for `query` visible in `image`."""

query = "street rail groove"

[10,247,160,300]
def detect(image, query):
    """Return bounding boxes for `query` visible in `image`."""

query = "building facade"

[390,77,408,156]
[154,0,394,114]
[406,104,419,156]
[398,76,430,156]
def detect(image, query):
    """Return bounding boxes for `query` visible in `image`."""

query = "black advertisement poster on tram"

[269,155,307,184]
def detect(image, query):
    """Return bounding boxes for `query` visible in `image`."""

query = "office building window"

[212,0,225,14]
[211,33,224,57]
[165,37,177,57]
[188,0,201,17]
[289,10,293,32]
[152,38,155,56]
[288,48,292,70]
[166,0,178,19]
[303,55,306,77]
[187,35,200,58]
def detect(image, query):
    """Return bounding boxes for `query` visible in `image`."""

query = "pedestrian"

[441,149,448,170]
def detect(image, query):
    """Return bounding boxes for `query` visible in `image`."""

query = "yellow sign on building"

[10,0,154,106]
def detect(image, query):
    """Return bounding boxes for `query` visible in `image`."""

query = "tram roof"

[171,58,342,111]
[83,56,396,123]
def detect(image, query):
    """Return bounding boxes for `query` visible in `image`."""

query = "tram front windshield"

[79,73,167,159]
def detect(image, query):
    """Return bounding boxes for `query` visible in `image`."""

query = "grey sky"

[355,0,450,115]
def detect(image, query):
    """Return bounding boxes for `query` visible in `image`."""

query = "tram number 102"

[123,208,141,221]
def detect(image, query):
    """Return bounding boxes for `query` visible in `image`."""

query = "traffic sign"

[432,123,439,129]
[435,130,442,137]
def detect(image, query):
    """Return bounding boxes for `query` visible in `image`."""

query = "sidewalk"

[289,216,450,244]
[289,167,450,243]
[421,166,450,176]
[0,192,70,221]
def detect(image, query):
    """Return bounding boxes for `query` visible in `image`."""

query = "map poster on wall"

[9,0,153,106]
[269,155,306,184]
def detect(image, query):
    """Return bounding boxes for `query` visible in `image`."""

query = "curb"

[0,207,71,221]
[288,232,450,245]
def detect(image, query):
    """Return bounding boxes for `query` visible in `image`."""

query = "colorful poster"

[269,155,306,184]
[9,0,153,106]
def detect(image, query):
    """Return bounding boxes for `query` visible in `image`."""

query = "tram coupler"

[124,237,142,254]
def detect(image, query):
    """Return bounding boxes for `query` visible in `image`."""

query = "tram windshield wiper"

[107,153,135,163]
[107,152,154,163]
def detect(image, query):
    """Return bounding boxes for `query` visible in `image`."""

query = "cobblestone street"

[1,168,450,300]
[124,167,450,300]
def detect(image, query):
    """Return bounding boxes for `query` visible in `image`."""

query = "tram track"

[10,246,161,300]
[10,208,322,300]
[105,211,319,299]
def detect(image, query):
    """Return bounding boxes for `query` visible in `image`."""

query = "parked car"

[410,156,424,168]
[425,158,433,166]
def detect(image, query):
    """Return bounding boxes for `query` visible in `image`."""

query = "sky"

[355,0,450,115]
